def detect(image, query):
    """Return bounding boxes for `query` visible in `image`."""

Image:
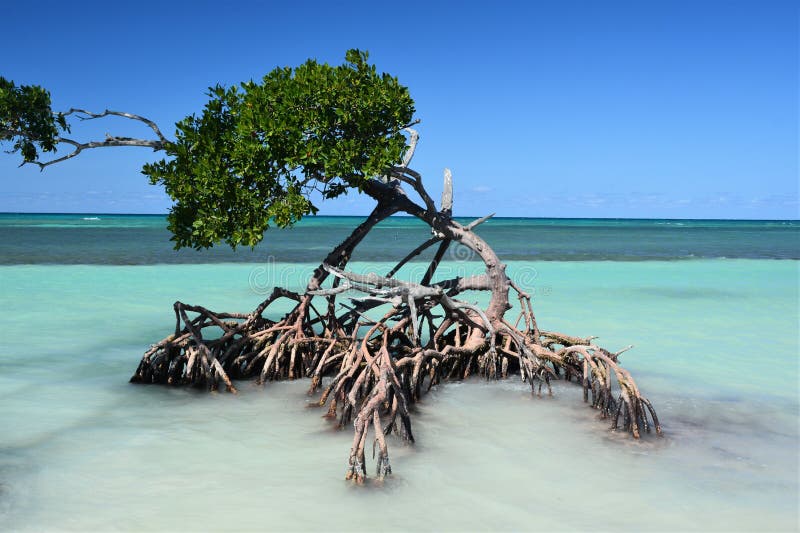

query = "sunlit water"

[0,216,798,531]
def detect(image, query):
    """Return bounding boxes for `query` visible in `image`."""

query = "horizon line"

[1,211,797,222]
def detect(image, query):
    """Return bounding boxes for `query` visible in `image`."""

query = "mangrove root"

[130,158,662,483]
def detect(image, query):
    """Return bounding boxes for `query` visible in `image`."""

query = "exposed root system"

[132,214,661,483]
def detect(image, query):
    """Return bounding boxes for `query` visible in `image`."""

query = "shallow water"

[0,258,797,531]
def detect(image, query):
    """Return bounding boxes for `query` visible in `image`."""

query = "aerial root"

[132,259,661,483]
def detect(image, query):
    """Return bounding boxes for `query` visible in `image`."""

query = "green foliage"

[2,51,415,251]
[0,77,69,162]
[145,49,416,249]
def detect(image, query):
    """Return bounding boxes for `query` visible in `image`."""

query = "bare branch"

[307,284,353,297]
[28,136,164,170]
[421,239,451,286]
[465,213,495,231]
[441,168,453,215]
[540,331,599,347]
[400,128,419,167]
[323,264,443,300]
[390,166,437,214]
[5,108,170,170]
[613,345,635,357]
[434,274,492,294]
[63,108,169,144]
[508,278,530,298]
[385,236,443,279]
[323,264,493,343]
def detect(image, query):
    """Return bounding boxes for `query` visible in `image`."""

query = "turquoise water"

[1,213,798,263]
[0,216,798,531]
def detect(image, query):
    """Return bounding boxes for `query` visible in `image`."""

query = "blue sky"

[1,0,797,219]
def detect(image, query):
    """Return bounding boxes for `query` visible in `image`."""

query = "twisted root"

[131,264,661,484]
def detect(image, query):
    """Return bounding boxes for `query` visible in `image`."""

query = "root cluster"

[132,263,661,483]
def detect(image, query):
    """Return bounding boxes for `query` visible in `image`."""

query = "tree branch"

[28,135,164,170]
[465,213,495,231]
[63,108,169,144]
[400,127,419,167]
[390,166,437,214]
[5,107,170,170]
[433,274,492,294]
[441,168,453,216]
[385,236,443,279]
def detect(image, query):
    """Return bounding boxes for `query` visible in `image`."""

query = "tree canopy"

[0,77,69,162]
[1,49,416,249]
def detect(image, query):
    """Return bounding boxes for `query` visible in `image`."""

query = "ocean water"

[0,215,798,531]
[0,213,797,263]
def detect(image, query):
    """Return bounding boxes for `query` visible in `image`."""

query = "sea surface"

[0,214,798,532]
